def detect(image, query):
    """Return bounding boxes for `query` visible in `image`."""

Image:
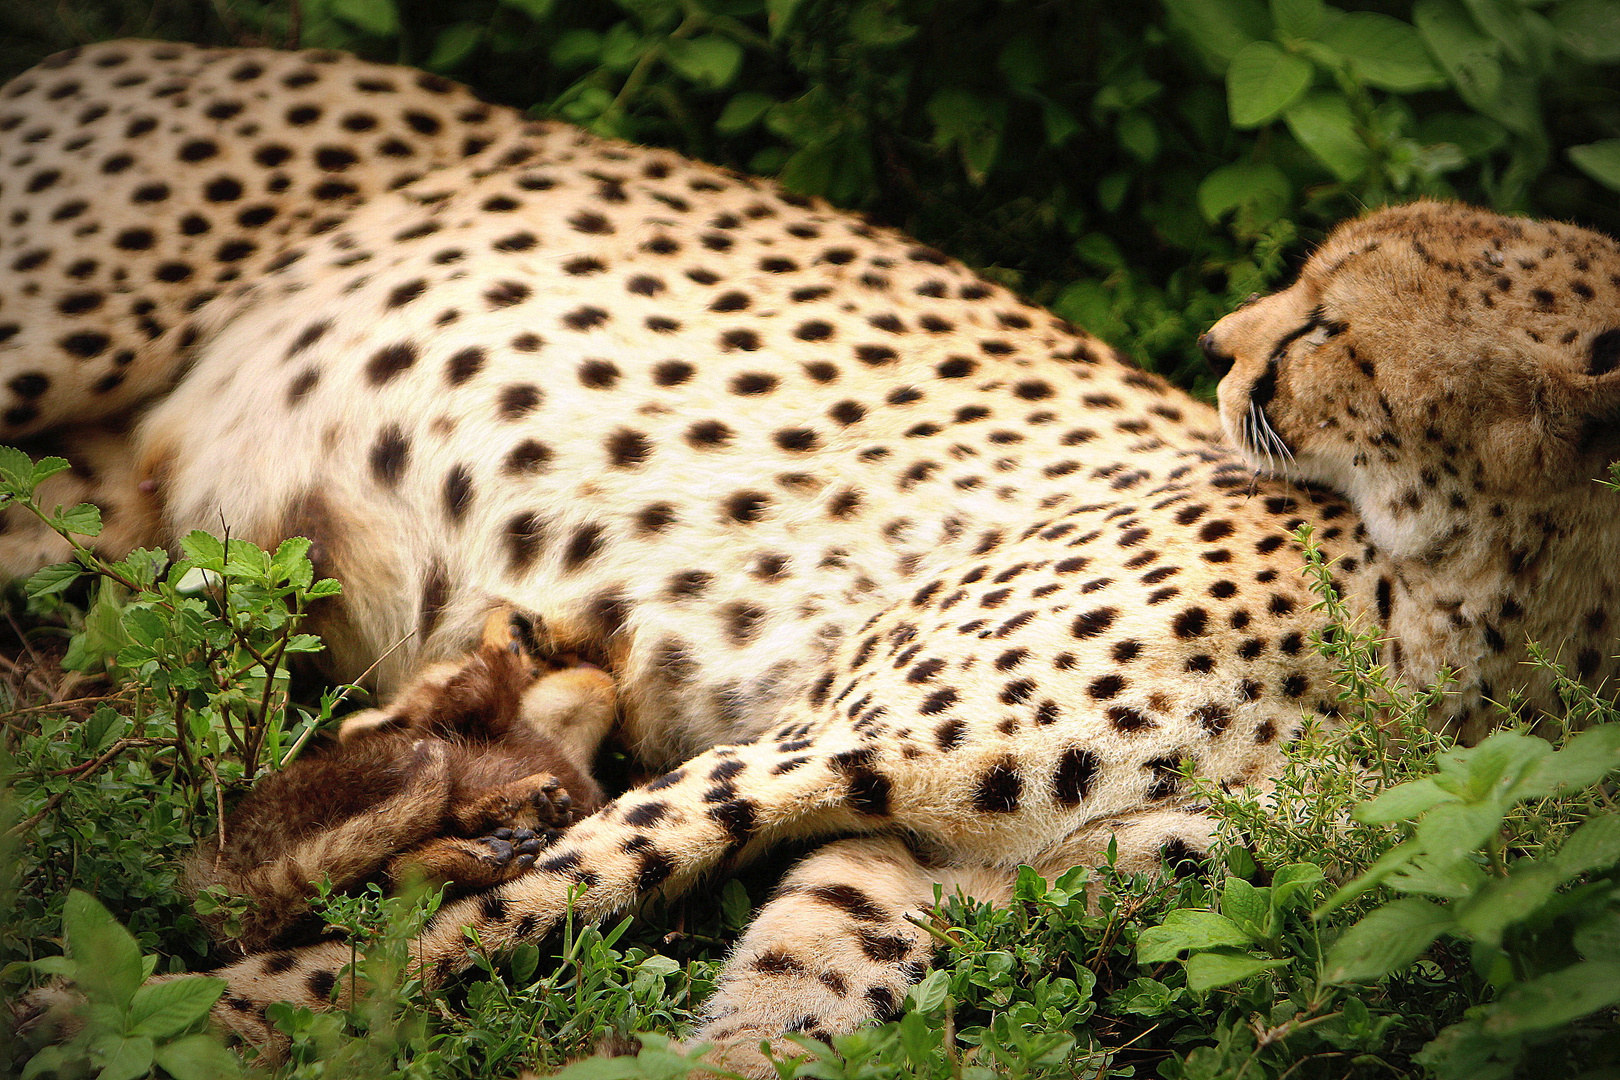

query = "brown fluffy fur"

[186,639,613,953]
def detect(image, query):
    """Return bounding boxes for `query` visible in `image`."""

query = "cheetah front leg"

[687,837,944,1076]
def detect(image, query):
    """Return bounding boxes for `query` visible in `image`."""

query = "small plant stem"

[600,11,703,127]
[8,736,178,837]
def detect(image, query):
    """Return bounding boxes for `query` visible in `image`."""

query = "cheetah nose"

[1199,333,1235,379]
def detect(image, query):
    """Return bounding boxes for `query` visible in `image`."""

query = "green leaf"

[0,444,37,491]
[1137,909,1253,963]
[1318,12,1447,91]
[1357,777,1453,823]
[1116,112,1159,163]
[496,0,553,20]
[1185,948,1291,991]
[716,92,775,134]
[52,501,102,538]
[128,977,226,1038]
[153,1033,242,1080]
[1459,0,1529,65]
[1269,0,1326,39]
[93,1034,155,1080]
[1196,162,1291,224]
[766,0,809,40]
[908,967,949,1012]
[1284,91,1370,180]
[1226,41,1313,128]
[1162,0,1271,71]
[1414,0,1502,112]
[331,0,399,37]
[26,561,83,599]
[550,29,602,68]
[1221,877,1271,939]
[847,1,917,47]
[1551,0,1620,62]
[179,532,226,571]
[1482,960,1620,1035]
[662,35,743,89]
[1570,141,1620,193]
[1454,864,1563,947]
[1518,725,1620,798]
[63,891,145,1008]
[425,23,483,71]
[720,879,751,928]
[925,88,1006,184]
[1574,908,1620,961]
[1322,898,1454,984]
[1269,863,1325,916]
[1551,813,1620,880]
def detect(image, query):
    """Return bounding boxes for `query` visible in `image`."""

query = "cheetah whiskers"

[1244,398,1294,474]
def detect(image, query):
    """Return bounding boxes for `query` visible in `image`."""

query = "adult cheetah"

[5,43,1619,1074]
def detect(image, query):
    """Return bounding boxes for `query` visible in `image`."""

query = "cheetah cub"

[186,611,614,953]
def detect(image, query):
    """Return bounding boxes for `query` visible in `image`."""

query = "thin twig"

[10,736,179,837]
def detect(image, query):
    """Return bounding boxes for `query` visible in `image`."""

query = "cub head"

[1201,201,1620,554]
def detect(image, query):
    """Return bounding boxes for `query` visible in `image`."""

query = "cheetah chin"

[4,41,1619,1077]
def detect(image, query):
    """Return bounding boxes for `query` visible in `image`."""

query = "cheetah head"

[1202,202,1620,555]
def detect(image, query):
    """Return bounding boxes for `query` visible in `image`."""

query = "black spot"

[263,953,297,975]
[366,342,417,385]
[386,279,426,308]
[447,346,485,385]
[1589,329,1620,376]
[563,524,606,569]
[624,802,668,827]
[306,969,337,1000]
[709,799,757,844]
[973,758,1022,813]
[935,719,966,750]
[1071,607,1117,639]
[1052,747,1098,806]
[486,281,531,308]
[579,359,620,389]
[866,985,902,1021]
[809,884,886,921]
[725,491,769,523]
[1173,607,1209,638]
[857,931,910,963]
[442,465,473,523]
[607,429,651,466]
[369,426,409,486]
[499,384,542,420]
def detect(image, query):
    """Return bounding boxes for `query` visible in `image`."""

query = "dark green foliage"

[4,1,1619,389]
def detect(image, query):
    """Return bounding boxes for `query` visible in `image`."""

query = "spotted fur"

[4,44,1618,1075]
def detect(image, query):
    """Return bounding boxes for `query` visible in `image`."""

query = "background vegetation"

[2,1,1620,1078]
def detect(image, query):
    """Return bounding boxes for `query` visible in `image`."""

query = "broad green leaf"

[1116,112,1159,163]
[496,0,553,20]
[20,1044,70,1080]
[550,28,602,68]
[1318,12,1447,91]
[180,531,226,570]
[1137,909,1253,963]
[908,968,949,1012]
[64,891,144,1007]
[1270,863,1325,916]
[1416,112,1507,159]
[25,561,83,599]
[766,0,809,39]
[925,88,1006,184]
[1196,162,1290,224]
[153,1033,243,1080]
[1414,0,1502,111]
[1322,898,1454,983]
[1460,0,1529,65]
[128,977,226,1038]
[53,501,102,538]
[331,0,399,37]
[1573,907,1620,961]
[510,943,539,984]
[31,456,72,485]
[1269,0,1326,38]
[1185,948,1291,991]
[1454,864,1563,947]
[1551,813,1620,879]
[1355,776,1452,823]
[847,1,917,47]
[1518,724,1620,797]
[1226,41,1313,128]
[0,444,36,490]
[1570,141,1620,192]
[94,1034,155,1080]
[1551,0,1620,62]
[1283,92,1370,180]
[662,35,743,89]
[1162,0,1271,71]
[716,92,775,134]
[1386,851,1488,899]
[1221,877,1271,938]
[1482,960,1620,1035]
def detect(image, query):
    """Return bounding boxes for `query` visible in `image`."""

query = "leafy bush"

[7,0,1616,388]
